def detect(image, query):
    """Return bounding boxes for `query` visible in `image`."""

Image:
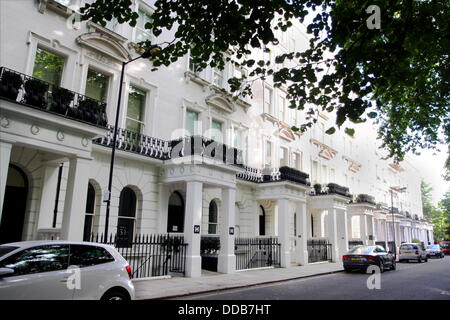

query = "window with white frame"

[279,95,286,122]
[263,86,273,114]
[134,8,152,43]
[185,109,199,136]
[291,152,302,170]
[233,126,247,164]
[280,147,288,167]
[85,68,109,102]
[32,47,65,86]
[125,86,146,133]
[212,67,224,88]
[264,140,272,168]
[208,200,218,234]
[211,119,223,142]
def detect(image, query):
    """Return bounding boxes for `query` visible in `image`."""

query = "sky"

[408,143,449,206]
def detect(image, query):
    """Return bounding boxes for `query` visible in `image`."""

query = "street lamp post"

[389,186,407,259]
[103,49,157,243]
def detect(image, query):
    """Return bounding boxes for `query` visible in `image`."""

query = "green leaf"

[345,128,355,137]
[325,127,336,135]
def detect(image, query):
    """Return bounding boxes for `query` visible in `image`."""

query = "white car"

[0,241,135,300]
[399,242,428,263]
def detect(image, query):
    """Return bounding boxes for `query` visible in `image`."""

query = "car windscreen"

[427,245,439,250]
[441,243,450,248]
[0,246,19,258]
[348,246,373,254]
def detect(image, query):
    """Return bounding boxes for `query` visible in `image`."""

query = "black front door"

[0,165,28,244]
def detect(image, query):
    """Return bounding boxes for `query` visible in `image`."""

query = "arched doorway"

[259,205,266,236]
[0,165,29,244]
[167,191,184,233]
[83,182,96,241]
[116,187,137,247]
[208,200,218,234]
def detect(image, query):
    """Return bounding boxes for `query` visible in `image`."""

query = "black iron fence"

[0,66,107,127]
[235,237,281,270]
[307,239,332,263]
[89,233,187,278]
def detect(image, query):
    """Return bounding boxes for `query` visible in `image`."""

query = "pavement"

[133,262,344,300]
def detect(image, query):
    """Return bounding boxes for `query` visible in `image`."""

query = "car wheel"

[424,257,428,262]
[391,260,396,270]
[101,290,130,301]
[418,257,422,263]
[378,260,385,273]
[344,267,352,273]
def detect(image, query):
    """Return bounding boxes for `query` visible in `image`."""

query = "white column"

[367,215,375,245]
[360,214,368,245]
[336,208,349,259]
[327,208,339,262]
[0,140,13,218]
[277,198,291,268]
[37,162,61,230]
[218,187,236,274]
[183,180,203,277]
[295,201,308,265]
[61,157,91,241]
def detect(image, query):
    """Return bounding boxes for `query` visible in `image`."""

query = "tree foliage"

[81,0,450,162]
[421,181,450,241]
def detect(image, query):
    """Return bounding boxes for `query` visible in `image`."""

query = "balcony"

[354,194,377,205]
[312,183,351,198]
[0,67,107,128]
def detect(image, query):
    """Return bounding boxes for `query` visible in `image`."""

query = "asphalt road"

[182,256,450,300]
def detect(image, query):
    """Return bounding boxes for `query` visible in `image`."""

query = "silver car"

[426,244,445,259]
[399,243,428,263]
[0,241,135,300]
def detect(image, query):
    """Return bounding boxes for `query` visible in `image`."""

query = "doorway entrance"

[0,165,29,244]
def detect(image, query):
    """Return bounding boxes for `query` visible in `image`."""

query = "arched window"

[83,183,96,241]
[117,187,137,246]
[167,191,184,233]
[208,200,218,234]
[259,205,266,236]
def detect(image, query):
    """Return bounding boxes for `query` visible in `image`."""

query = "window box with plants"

[24,77,49,109]
[50,86,74,116]
[0,68,23,101]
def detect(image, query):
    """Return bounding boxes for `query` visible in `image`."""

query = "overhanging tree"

[80,0,449,162]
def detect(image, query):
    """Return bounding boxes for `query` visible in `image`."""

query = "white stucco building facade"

[0,0,434,278]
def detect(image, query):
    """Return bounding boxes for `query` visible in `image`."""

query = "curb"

[139,269,344,300]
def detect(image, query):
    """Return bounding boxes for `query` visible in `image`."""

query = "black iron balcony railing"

[0,67,107,127]
[93,125,170,160]
[236,165,310,186]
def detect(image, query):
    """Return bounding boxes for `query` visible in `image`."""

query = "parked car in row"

[426,244,445,259]
[343,245,396,273]
[439,241,450,255]
[0,241,135,300]
[399,243,428,263]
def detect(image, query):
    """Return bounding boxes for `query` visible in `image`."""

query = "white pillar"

[367,215,375,245]
[336,208,349,259]
[295,201,308,265]
[327,208,339,262]
[183,180,203,277]
[61,157,91,241]
[0,140,13,218]
[37,162,61,229]
[218,187,236,274]
[360,214,368,245]
[277,198,291,268]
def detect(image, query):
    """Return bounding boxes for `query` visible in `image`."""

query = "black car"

[343,245,396,273]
